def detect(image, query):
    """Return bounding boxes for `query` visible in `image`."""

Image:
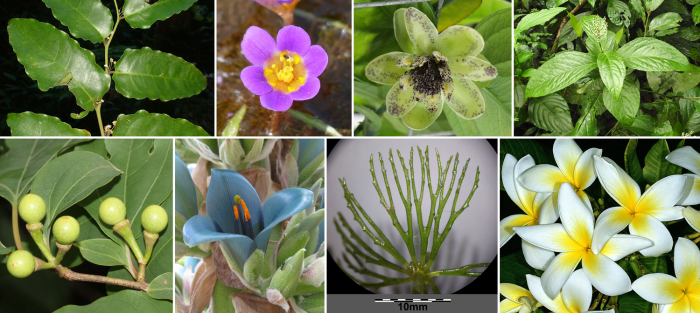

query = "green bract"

[141,204,168,234]
[364,8,498,130]
[99,197,127,226]
[18,193,46,225]
[53,216,80,245]
[7,250,35,278]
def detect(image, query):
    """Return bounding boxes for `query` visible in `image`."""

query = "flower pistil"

[264,51,307,93]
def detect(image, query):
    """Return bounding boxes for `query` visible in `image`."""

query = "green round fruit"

[141,205,168,233]
[53,216,80,244]
[7,250,35,278]
[99,197,126,225]
[18,194,46,225]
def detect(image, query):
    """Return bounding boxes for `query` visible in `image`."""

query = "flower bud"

[243,249,264,286]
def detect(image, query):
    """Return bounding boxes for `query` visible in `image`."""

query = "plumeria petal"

[553,139,583,184]
[386,82,417,117]
[635,175,687,218]
[666,146,700,176]
[207,169,264,236]
[514,156,539,216]
[690,282,700,296]
[503,154,534,215]
[523,240,555,271]
[541,251,585,299]
[518,164,569,193]
[558,182,594,248]
[690,294,700,313]
[591,206,634,254]
[526,274,571,313]
[581,251,632,296]
[241,26,277,66]
[401,98,443,130]
[674,238,700,291]
[678,174,700,206]
[445,77,486,120]
[514,224,585,252]
[561,270,592,313]
[254,188,314,253]
[599,234,653,261]
[365,52,411,85]
[260,90,293,111]
[629,213,674,257]
[436,25,484,58]
[539,194,559,224]
[404,8,437,55]
[657,297,692,313]
[683,207,700,233]
[289,76,320,101]
[447,56,498,82]
[303,45,328,78]
[241,66,273,96]
[632,273,686,304]
[500,299,522,313]
[500,214,535,247]
[531,192,551,223]
[574,148,603,190]
[277,25,310,57]
[501,283,534,303]
[593,156,641,211]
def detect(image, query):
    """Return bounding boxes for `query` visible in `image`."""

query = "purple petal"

[290,76,320,101]
[260,89,293,111]
[277,25,310,57]
[303,45,328,78]
[241,26,277,66]
[241,66,272,96]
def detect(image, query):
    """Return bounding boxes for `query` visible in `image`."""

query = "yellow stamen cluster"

[233,195,251,222]
[264,51,307,93]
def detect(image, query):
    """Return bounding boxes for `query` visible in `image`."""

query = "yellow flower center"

[264,51,307,93]
[233,195,251,222]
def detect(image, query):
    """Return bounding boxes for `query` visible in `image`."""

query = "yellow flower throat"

[264,51,307,93]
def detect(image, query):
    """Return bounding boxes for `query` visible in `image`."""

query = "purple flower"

[240,25,328,111]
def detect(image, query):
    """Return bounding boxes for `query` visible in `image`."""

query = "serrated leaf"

[113,47,206,101]
[620,115,655,135]
[42,0,113,43]
[571,101,598,136]
[597,51,626,100]
[645,0,664,11]
[113,110,209,136]
[515,7,566,32]
[607,0,631,26]
[681,88,700,133]
[693,4,700,25]
[7,112,91,136]
[31,151,121,244]
[649,12,683,32]
[76,239,129,266]
[524,51,598,98]
[528,93,573,134]
[603,75,640,124]
[54,290,171,312]
[618,37,691,71]
[673,65,700,94]
[7,18,110,111]
[146,272,173,300]
[123,0,197,29]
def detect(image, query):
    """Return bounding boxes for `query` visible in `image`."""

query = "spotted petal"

[632,273,686,304]
[448,56,498,82]
[436,25,484,58]
[593,156,641,211]
[207,168,264,236]
[254,188,314,253]
[445,77,485,120]
[386,82,417,117]
[674,238,700,291]
[404,7,437,55]
[683,207,700,233]
[629,213,674,257]
[582,251,632,296]
[365,52,411,85]
[401,97,443,130]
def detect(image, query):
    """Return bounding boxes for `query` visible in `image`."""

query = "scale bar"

[374,299,451,303]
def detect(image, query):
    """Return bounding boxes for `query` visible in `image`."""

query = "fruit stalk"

[53,265,149,291]
[54,242,72,265]
[143,230,159,263]
[113,220,144,262]
[26,223,54,262]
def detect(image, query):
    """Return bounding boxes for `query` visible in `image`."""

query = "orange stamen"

[241,199,250,222]
[233,205,239,220]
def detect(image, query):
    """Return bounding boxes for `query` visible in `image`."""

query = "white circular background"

[327,138,497,294]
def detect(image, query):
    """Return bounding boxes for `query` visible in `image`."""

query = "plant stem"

[137,263,146,282]
[12,203,23,250]
[53,265,148,291]
[143,230,159,263]
[354,0,428,8]
[287,109,343,137]
[270,111,281,136]
[411,270,425,294]
[96,102,105,137]
[54,242,72,265]
[426,277,441,294]
[97,0,121,137]
[113,220,145,263]
[427,263,489,277]
[334,215,410,274]
[27,223,54,262]
[551,0,586,53]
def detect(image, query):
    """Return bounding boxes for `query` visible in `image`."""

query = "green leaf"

[146,272,173,300]
[615,27,624,44]
[54,290,171,312]
[607,0,631,27]
[524,51,598,98]
[31,151,121,243]
[681,88,700,133]
[437,0,482,32]
[571,98,599,136]
[0,139,86,207]
[644,0,664,11]
[221,105,246,137]
[297,293,324,313]
[603,75,640,124]
[515,7,566,32]
[569,13,582,37]
[649,12,683,32]
[528,93,573,134]
[673,65,700,94]
[354,103,382,135]
[630,0,646,23]
[113,110,209,136]
[211,279,239,313]
[123,0,197,29]
[42,0,113,43]
[624,139,644,183]
[113,47,206,101]
[694,5,700,25]
[597,51,626,100]
[639,256,668,273]
[7,19,110,111]
[647,71,677,94]
[75,239,129,266]
[499,251,536,287]
[620,115,655,135]
[0,240,15,255]
[277,231,310,268]
[7,112,91,136]
[618,37,691,71]
[642,139,672,185]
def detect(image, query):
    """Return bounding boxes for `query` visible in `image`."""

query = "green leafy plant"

[5,0,209,137]
[515,0,700,136]
[0,139,173,311]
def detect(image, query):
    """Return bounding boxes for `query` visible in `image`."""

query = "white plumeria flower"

[527,269,615,313]
[632,237,700,313]
[502,154,558,270]
[518,139,602,210]
[515,182,653,298]
[665,146,700,232]
[685,206,700,233]
[500,283,541,313]
[592,156,687,257]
